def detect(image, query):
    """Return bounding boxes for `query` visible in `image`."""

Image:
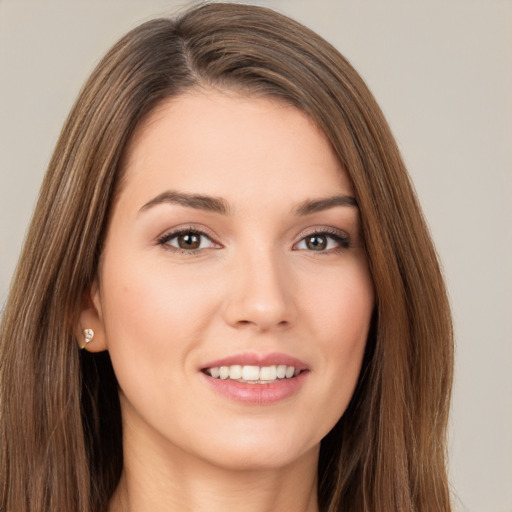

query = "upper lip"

[201,352,308,371]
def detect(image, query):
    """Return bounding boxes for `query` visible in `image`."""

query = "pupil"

[306,235,327,250]
[178,233,200,249]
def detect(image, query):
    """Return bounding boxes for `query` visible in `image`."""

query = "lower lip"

[201,371,308,404]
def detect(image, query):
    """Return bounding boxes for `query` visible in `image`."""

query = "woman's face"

[85,90,374,472]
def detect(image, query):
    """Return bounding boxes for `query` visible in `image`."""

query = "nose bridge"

[223,242,295,330]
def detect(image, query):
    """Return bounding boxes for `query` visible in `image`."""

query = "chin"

[212,448,318,473]
[188,430,321,473]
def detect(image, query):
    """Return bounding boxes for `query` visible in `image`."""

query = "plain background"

[0,1,511,510]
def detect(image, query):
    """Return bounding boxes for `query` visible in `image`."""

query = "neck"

[109,415,320,512]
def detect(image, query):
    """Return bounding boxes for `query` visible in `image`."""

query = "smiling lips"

[201,353,309,404]
[204,364,301,384]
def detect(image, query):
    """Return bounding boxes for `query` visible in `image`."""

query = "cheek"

[306,258,374,349]
[98,254,220,375]
[304,262,374,421]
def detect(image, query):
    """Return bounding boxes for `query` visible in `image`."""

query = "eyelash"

[157,227,219,255]
[156,227,351,255]
[295,228,351,254]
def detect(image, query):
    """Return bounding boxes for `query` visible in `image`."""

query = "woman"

[0,3,453,511]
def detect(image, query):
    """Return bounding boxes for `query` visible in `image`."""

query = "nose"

[222,248,296,332]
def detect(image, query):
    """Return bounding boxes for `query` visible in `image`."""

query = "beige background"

[1,1,511,510]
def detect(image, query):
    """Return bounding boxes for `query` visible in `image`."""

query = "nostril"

[233,318,290,331]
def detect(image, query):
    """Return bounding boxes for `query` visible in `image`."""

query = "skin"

[80,89,375,512]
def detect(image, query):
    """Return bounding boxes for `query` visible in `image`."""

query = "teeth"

[260,365,277,381]
[205,365,300,383]
[229,365,242,380]
[242,365,260,381]
[276,365,287,379]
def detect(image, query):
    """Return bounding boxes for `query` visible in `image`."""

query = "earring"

[81,328,94,349]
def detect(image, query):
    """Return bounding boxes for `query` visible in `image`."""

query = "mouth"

[200,353,309,404]
[202,364,303,384]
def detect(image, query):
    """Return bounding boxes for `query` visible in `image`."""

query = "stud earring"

[81,328,94,349]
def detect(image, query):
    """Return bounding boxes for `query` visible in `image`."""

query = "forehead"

[119,89,353,208]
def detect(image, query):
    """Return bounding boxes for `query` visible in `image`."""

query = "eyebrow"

[292,195,358,215]
[139,191,232,215]
[139,190,357,216]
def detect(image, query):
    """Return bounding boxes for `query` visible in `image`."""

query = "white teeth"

[229,365,243,380]
[259,365,277,381]
[276,365,287,379]
[285,366,295,379]
[205,364,300,383]
[242,365,260,381]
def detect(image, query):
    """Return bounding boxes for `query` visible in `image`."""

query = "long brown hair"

[0,3,453,511]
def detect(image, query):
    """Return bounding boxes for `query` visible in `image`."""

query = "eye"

[158,229,218,252]
[294,230,350,252]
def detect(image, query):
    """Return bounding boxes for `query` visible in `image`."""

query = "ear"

[76,280,108,352]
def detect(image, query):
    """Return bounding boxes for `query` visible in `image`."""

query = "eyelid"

[293,226,351,251]
[156,225,222,253]
[155,224,352,254]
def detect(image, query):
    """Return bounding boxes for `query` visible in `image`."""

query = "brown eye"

[159,229,217,252]
[295,231,350,252]
[177,232,201,249]
[305,235,327,250]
